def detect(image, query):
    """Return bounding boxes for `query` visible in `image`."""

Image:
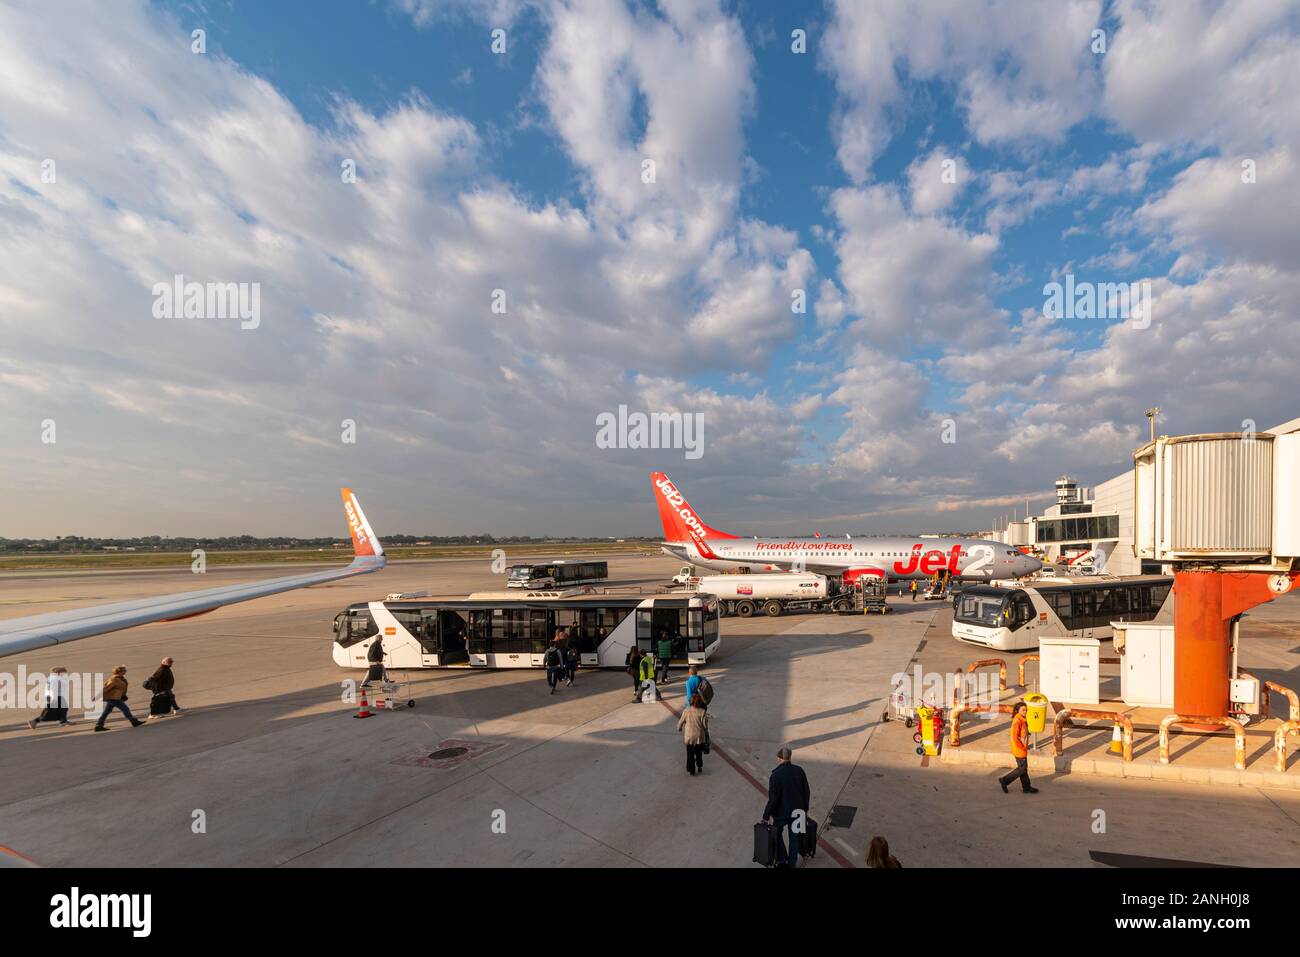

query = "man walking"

[909,580,918,602]
[762,746,811,867]
[543,640,564,695]
[998,700,1039,794]
[94,666,143,732]
[564,639,579,687]
[655,630,674,686]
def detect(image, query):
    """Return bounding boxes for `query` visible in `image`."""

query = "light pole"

[1145,407,1161,444]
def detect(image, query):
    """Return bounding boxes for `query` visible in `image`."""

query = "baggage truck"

[688,572,855,617]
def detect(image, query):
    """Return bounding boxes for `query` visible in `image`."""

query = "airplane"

[651,471,1042,583]
[0,488,386,659]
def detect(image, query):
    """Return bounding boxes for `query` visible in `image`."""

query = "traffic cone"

[1109,724,1123,755]
[354,687,373,719]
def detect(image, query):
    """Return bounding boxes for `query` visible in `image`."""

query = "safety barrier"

[965,658,1008,691]
[1275,720,1300,773]
[1053,708,1133,762]
[949,703,1015,747]
[1158,714,1246,771]
[1265,681,1300,722]
[1017,654,1039,688]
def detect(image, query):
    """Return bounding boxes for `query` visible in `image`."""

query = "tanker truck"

[686,572,856,617]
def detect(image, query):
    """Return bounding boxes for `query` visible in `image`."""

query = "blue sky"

[1,0,1297,537]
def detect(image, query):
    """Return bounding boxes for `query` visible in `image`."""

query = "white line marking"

[835,837,856,857]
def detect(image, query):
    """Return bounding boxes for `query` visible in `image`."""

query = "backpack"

[696,676,714,706]
[545,647,561,667]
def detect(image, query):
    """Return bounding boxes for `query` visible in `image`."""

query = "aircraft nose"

[1022,556,1043,575]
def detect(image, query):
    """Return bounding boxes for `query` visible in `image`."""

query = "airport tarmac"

[2,556,1299,868]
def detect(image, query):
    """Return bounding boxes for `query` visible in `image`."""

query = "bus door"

[647,600,688,660]
[435,610,469,665]
[529,608,551,664]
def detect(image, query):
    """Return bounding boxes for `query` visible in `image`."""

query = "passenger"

[655,630,674,686]
[998,700,1039,794]
[684,665,701,705]
[543,639,564,695]
[564,640,579,687]
[864,836,902,868]
[28,666,71,729]
[363,634,386,688]
[762,746,811,868]
[676,692,710,776]
[146,656,183,717]
[94,666,143,732]
[626,646,643,701]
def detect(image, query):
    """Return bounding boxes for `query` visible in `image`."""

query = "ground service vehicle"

[688,572,855,617]
[505,560,609,588]
[951,576,1174,651]
[334,590,719,669]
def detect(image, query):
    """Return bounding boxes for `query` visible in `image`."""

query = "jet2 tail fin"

[650,472,739,542]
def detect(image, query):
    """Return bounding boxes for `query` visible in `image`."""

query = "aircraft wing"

[0,488,386,659]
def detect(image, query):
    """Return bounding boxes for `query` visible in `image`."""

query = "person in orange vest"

[998,700,1039,794]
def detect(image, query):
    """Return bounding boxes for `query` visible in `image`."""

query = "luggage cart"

[884,684,916,728]
[366,672,417,710]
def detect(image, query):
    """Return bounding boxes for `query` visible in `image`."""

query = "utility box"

[1116,621,1174,708]
[1040,637,1100,705]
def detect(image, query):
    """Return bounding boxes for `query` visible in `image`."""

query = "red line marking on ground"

[657,697,854,869]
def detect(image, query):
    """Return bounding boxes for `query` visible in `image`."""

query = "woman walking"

[676,692,710,776]
[28,666,71,729]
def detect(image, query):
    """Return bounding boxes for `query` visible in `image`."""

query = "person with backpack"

[761,746,811,867]
[94,666,143,732]
[564,640,579,687]
[543,640,564,695]
[145,656,183,717]
[684,665,712,710]
[28,666,71,729]
[625,647,643,701]
[676,692,710,776]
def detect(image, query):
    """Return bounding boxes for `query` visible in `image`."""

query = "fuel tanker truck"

[686,572,856,617]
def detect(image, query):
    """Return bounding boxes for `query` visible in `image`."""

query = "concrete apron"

[0,607,938,867]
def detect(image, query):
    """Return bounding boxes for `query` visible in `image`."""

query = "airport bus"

[505,560,609,589]
[333,590,719,670]
[951,575,1173,651]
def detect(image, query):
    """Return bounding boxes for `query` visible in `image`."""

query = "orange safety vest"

[1010,713,1028,758]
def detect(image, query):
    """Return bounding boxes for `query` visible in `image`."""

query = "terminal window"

[1035,514,1119,544]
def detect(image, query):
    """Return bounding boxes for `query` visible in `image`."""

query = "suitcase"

[798,817,818,859]
[149,692,173,716]
[753,822,778,867]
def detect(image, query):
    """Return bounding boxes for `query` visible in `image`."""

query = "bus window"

[336,609,377,648]
[529,609,550,654]
[1009,594,1034,630]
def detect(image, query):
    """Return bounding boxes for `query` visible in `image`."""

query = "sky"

[1,0,1297,539]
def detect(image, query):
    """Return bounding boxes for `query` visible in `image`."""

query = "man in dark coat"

[147,656,183,716]
[363,635,386,687]
[762,747,811,867]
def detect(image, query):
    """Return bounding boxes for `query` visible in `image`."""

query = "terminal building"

[994,416,1300,575]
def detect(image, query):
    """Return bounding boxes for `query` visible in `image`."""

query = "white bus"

[505,560,609,588]
[951,575,1173,651]
[333,590,719,670]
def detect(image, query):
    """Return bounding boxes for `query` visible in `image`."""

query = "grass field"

[0,540,661,572]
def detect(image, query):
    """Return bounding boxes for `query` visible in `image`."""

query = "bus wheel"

[735,600,755,618]
[408,700,416,708]
[763,600,783,617]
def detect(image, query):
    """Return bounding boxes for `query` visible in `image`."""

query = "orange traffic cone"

[354,687,373,719]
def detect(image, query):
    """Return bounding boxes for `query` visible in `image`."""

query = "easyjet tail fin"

[341,488,384,558]
[650,472,740,542]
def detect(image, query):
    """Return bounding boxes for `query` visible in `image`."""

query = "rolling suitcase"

[753,822,778,867]
[798,817,818,859]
